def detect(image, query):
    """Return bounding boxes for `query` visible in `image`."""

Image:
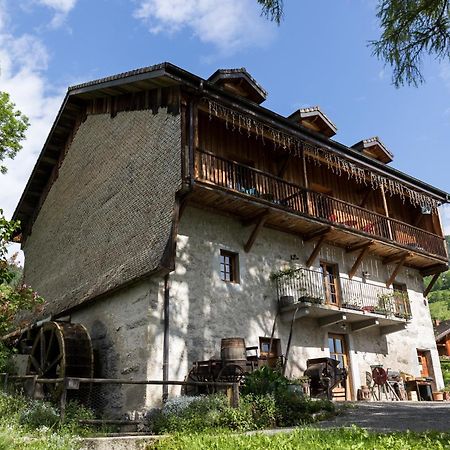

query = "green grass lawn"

[149,427,450,450]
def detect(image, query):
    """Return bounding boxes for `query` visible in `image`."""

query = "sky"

[0,0,450,259]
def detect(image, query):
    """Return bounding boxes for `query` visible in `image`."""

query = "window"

[220,250,239,283]
[320,262,341,305]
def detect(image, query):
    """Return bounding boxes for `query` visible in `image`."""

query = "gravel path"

[316,401,450,433]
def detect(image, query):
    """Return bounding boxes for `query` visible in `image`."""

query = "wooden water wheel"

[26,321,94,402]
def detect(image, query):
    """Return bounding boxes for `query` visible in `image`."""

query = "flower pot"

[443,392,450,401]
[432,392,444,401]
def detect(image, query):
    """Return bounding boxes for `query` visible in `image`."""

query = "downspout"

[162,273,170,403]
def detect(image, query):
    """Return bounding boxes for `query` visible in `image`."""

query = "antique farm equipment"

[304,357,347,400]
[184,337,270,395]
[25,321,94,402]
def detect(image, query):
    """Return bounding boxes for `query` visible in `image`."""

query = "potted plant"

[270,266,306,306]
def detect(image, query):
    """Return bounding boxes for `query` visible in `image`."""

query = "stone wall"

[71,276,165,416]
[23,109,182,316]
[166,206,444,397]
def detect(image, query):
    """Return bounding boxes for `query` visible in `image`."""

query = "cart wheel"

[372,367,387,385]
[217,364,246,385]
[183,368,202,396]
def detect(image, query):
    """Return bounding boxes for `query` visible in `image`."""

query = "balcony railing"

[195,149,447,259]
[275,267,412,320]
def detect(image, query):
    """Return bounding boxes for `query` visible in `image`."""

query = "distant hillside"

[427,236,450,321]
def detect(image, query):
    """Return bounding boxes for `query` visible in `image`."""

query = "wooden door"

[321,262,341,306]
[417,350,430,378]
[328,333,350,400]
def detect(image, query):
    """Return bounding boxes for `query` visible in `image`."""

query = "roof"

[288,106,337,138]
[352,136,394,164]
[208,68,267,104]
[13,62,450,239]
[435,319,450,341]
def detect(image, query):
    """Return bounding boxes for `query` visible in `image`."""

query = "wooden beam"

[349,245,372,279]
[380,186,393,239]
[346,240,373,254]
[242,210,270,227]
[303,226,332,242]
[306,234,327,267]
[386,254,408,287]
[421,263,448,277]
[424,273,441,297]
[351,319,379,332]
[318,313,347,328]
[244,214,268,253]
[380,323,407,335]
[383,252,409,265]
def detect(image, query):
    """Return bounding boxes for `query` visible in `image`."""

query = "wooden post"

[380,186,393,240]
[60,379,68,422]
[301,147,310,214]
[228,383,240,408]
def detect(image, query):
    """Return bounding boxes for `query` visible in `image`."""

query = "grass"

[149,427,450,450]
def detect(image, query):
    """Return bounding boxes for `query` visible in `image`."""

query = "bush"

[19,401,60,429]
[243,366,335,427]
[150,394,257,433]
[241,365,290,397]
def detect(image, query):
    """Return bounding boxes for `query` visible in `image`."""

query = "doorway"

[328,333,351,400]
[321,262,341,306]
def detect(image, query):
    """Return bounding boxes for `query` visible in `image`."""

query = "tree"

[0,92,43,364]
[257,0,283,24]
[0,91,29,174]
[258,0,450,87]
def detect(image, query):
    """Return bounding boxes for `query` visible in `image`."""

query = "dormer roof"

[288,106,337,138]
[352,136,393,164]
[208,68,267,104]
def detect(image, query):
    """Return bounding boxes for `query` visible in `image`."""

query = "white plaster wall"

[169,206,444,396]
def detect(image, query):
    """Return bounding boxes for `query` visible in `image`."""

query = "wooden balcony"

[276,267,411,333]
[192,149,448,270]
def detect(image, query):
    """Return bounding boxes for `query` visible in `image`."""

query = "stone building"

[13,63,449,412]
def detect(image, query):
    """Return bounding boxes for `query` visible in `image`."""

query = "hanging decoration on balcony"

[206,98,440,211]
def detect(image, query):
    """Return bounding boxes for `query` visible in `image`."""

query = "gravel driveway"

[317,401,450,433]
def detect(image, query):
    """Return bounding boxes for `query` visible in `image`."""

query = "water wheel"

[26,321,94,402]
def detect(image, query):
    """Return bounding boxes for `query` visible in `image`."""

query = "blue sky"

[1,0,450,238]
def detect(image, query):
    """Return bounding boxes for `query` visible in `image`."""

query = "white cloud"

[0,33,64,223]
[134,0,275,55]
[34,0,77,28]
[440,204,450,236]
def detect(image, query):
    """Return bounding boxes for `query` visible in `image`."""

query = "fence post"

[60,378,68,422]
[230,383,239,408]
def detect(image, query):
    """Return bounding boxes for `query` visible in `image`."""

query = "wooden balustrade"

[195,149,447,259]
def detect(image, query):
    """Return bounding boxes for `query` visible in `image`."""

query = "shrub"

[19,400,60,430]
[150,394,258,433]
[241,365,290,397]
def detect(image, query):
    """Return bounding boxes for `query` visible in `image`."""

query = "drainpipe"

[162,273,170,403]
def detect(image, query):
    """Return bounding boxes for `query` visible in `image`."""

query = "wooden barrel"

[221,338,246,361]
